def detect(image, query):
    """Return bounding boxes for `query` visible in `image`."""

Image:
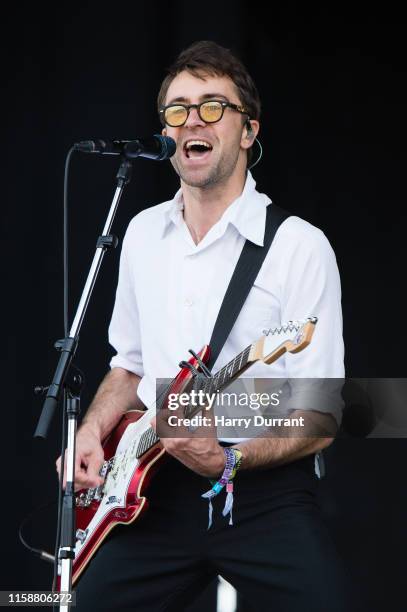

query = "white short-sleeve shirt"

[109,171,344,424]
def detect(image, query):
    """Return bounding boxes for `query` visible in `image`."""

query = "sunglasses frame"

[159,99,249,127]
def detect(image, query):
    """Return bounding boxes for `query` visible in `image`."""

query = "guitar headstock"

[250,317,318,365]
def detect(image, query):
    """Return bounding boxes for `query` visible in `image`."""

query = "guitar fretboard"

[206,344,252,394]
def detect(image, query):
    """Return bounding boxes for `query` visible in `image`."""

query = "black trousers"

[75,453,353,612]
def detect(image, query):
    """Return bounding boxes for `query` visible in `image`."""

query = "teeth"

[185,140,212,150]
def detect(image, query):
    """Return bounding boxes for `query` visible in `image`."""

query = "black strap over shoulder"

[207,203,290,370]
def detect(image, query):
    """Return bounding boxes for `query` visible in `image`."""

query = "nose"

[184,106,206,128]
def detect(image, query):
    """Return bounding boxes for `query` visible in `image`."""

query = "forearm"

[81,367,143,440]
[233,410,336,470]
[233,436,331,470]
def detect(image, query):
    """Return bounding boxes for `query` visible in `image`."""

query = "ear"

[162,127,167,137]
[241,120,260,150]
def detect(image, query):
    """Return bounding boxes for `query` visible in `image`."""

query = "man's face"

[162,71,251,188]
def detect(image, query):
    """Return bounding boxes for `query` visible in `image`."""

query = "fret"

[204,377,214,396]
[203,377,211,394]
[217,359,232,388]
[211,371,220,393]
[231,354,239,377]
[184,344,252,400]
[229,355,236,378]
[220,364,228,383]
[220,345,251,388]
[240,347,247,368]
[225,361,232,382]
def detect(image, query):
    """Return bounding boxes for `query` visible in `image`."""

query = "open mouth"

[183,139,213,160]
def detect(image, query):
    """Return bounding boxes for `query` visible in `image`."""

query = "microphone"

[74,135,176,160]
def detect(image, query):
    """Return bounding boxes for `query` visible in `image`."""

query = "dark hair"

[157,41,260,119]
[157,41,261,165]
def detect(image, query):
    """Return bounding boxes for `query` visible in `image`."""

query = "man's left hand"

[151,408,225,478]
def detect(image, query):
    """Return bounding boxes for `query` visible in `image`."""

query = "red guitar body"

[68,345,210,586]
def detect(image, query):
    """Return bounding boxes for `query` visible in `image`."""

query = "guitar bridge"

[75,460,112,507]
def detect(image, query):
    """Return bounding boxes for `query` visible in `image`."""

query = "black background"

[3,2,406,611]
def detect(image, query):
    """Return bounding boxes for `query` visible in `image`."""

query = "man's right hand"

[55,423,105,491]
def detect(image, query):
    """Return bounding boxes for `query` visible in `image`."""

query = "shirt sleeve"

[278,221,345,424]
[108,224,144,377]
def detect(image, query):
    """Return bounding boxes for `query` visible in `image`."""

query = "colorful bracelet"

[201,447,243,529]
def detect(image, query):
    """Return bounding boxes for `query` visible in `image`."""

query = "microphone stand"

[34,157,133,611]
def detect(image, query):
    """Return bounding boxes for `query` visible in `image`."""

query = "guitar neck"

[130,318,316,460]
[134,342,260,458]
[204,342,257,394]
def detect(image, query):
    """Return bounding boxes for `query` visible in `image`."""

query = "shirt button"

[184,297,194,307]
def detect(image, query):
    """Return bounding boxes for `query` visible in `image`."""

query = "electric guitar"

[66,317,317,585]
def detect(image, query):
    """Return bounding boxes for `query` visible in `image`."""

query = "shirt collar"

[160,171,271,246]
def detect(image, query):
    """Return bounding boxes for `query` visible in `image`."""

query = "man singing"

[57,40,351,611]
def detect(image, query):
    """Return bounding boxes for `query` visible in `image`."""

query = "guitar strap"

[207,202,290,371]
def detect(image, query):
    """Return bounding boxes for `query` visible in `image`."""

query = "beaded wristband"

[201,448,243,529]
